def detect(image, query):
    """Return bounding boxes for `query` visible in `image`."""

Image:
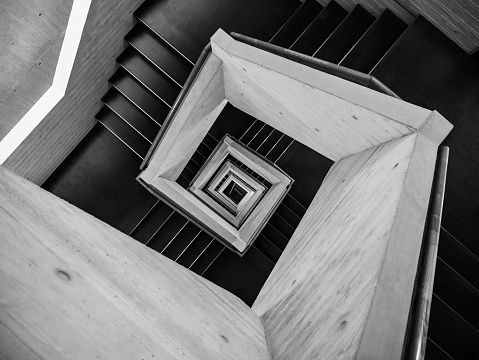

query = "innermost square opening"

[222,178,248,205]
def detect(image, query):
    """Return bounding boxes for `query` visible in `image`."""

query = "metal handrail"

[230,32,401,99]
[406,146,449,360]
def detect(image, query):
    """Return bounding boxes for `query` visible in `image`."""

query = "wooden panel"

[315,0,479,52]
[141,53,226,182]
[211,30,438,161]
[2,0,146,185]
[0,166,269,360]
[253,134,420,359]
[0,0,73,139]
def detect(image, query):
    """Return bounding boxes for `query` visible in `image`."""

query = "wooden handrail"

[230,32,401,100]
[140,43,212,170]
[406,146,449,360]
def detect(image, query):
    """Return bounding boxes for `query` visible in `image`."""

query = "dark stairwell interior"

[42,0,479,358]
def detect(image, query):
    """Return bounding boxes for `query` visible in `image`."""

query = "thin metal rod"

[407,146,449,360]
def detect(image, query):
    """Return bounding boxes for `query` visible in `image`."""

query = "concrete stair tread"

[130,201,175,244]
[134,0,300,61]
[95,106,151,159]
[434,258,479,329]
[270,0,324,48]
[102,88,160,143]
[291,0,348,55]
[126,22,193,86]
[109,68,170,125]
[314,4,375,63]
[117,46,180,107]
[428,294,479,359]
[339,8,407,73]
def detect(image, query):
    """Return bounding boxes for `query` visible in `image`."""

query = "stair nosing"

[161,220,190,255]
[368,15,410,75]
[200,247,225,276]
[110,80,163,127]
[175,230,202,262]
[97,120,144,160]
[117,60,173,109]
[432,292,479,334]
[269,0,307,43]
[437,255,479,295]
[313,4,371,58]
[134,15,194,66]
[145,210,176,245]
[103,103,153,144]
[126,38,184,89]
[129,199,160,236]
[188,238,215,270]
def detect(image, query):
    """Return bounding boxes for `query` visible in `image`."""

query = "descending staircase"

[43,0,479,358]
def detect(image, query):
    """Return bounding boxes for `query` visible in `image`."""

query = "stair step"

[102,88,160,143]
[109,68,170,126]
[240,120,266,145]
[248,124,275,150]
[282,193,307,218]
[42,124,158,235]
[438,230,479,289]
[176,231,214,267]
[340,9,407,73]
[117,46,180,106]
[313,5,375,64]
[260,222,290,251]
[268,212,296,239]
[135,0,299,61]
[291,1,348,56]
[425,338,454,360]
[270,0,324,48]
[162,222,202,260]
[370,16,479,260]
[208,103,256,143]
[146,212,189,253]
[254,234,282,263]
[95,106,150,159]
[126,22,193,86]
[275,201,302,228]
[276,140,333,209]
[428,294,479,359]
[202,245,274,306]
[256,130,283,157]
[189,240,225,275]
[264,135,293,163]
[434,258,479,329]
[130,201,175,244]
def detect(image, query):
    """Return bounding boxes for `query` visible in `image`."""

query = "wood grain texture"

[142,53,226,182]
[356,132,437,359]
[0,0,73,139]
[0,166,269,360]
[211,30,436,161]
[252,133,438,360]
[316,0,479,52]
[2,0,145,185]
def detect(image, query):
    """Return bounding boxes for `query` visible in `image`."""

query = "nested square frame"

[190,136,289,229]
[138,29,451,256]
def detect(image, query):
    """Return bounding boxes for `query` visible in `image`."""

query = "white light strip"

[0,0,92,165]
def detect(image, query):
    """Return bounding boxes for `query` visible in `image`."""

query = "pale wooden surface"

[0,166,269,360]
[211,30,437,161]
[316,0,479,52]
[356,132,437,359]
[142,53,226,182]
[252,133,439,360]
[0,0,73,140]
[3,0,145,185]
